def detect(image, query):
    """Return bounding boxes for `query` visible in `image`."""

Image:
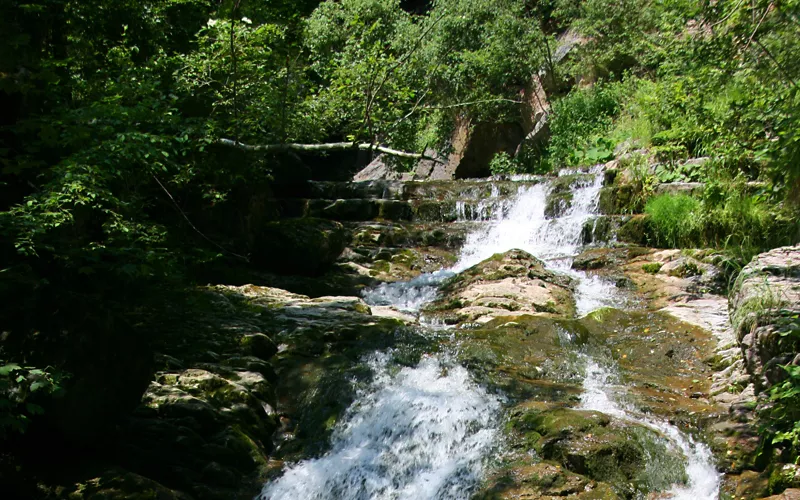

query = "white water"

[259,353,501,500]
[364,167,622,316]
[265,171,718,499]
[581,359,721,499]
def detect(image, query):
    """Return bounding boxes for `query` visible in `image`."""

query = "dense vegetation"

[1,0,800,489]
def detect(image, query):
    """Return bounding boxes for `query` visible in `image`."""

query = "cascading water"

[365,167,621,316]
[581,359,721,499]
[264,169,720,499]
[259,353,501,500]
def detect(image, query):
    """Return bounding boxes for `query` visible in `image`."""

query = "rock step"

[277,197,518,222]
[275,178,548,202]
[346,221,482,249]
[580,215,650,246]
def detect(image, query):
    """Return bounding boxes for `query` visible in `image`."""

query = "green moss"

[641,263,662,274]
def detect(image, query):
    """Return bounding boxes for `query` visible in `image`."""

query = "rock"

[770,464,800,494]
[764,489,800,500]
[239,333,278,360]
[251,218,348,276]
[616,215,649,245]
[545,190,573,219]
[729,245,800,390]
[598,185,637,215]
[425,249,575,324]
[478,461,620,499]
[352,154,413,181]
[64,469,191,499]
[446,117,526,179]
[572,247,649,271]
[654,182,705,197]
[507,406,686,497]
[581,216,615,245]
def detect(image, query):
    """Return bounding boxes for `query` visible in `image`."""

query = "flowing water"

[262,169,720,499]
[581,359,720,499]
[259,353,501,500]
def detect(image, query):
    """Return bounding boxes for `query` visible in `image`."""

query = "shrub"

[489,152,522,176]
[645,194,701,248]
[641,263,662,274]
[548,83,621,167]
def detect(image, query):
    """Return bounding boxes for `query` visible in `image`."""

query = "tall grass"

[645,194,701,248]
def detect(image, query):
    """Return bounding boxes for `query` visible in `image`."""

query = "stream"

[260,169,721,499]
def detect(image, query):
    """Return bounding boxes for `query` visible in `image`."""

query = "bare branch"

[425,98,524,110]
[217,139,446,163]
[152,174,249,262]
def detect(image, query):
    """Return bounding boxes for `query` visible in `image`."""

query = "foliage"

[644,194,702,248]
[0,363,64,437]
[488,152,522,176]
[763,347,800,463]
[620,152,659,213]
[548,84,620,167]
[641,263,662,274]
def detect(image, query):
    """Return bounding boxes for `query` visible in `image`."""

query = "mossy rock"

[582,216,615,245]
[598,185,637,215]
[545,190,573,219]
[477,461,620,499]
[616,215,649,245]
[65,469,191,500]
[251,217,348,276]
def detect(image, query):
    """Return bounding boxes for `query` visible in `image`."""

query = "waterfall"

[364,167,621,315]
[264,170,720,499]
[259,353,501,500]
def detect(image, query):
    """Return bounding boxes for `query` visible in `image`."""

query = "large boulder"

[425,249,575,324]
[729,245,800,391]
[251,218,348,276]
[506,405,686,498]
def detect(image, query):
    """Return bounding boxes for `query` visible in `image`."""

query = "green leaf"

[0,364,20,376]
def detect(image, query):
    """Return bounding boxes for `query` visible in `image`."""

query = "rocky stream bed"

[50,165,800,500]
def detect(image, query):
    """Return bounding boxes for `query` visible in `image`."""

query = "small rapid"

[259,352,501,500]
[264,168,720,499]
[581,359,721,499]
[364,167,622,316]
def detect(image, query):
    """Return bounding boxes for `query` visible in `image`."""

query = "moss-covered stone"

[425,250,576,324]
[616,215,649,244]
[545,190,573,219]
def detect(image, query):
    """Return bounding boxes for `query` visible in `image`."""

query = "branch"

[152,175,249,262]
[217,139,446,163]
[425,98,524,110]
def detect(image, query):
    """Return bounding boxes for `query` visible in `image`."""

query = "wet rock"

[240,333,278,360]
[507,405,686,497]
[581,216,615,245]
[251,218,348,276]
[729,245,800,391]
[545,190,573,218]
[764,488,800,500]
[425,249,575,324]
[572,247,649,271]
[478,461,620,499]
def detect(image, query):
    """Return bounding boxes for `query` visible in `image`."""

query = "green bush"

[489,152,522,176]
[645,194,701,248]
[548,83,621,167]
[641,263,662,274]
